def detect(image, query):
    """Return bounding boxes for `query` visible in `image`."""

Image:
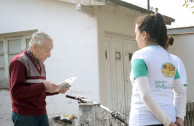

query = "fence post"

[184,102,194,126]
[79,103,101,126]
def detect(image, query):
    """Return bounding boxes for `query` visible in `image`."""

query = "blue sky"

[122,0,194,28]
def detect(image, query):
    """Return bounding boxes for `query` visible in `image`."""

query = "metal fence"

[184,102,194,126]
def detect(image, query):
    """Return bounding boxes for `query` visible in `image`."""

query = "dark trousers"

[12,112,49,126]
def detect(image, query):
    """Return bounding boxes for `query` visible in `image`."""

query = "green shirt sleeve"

[174,69,180,79]
[132,59,148,79]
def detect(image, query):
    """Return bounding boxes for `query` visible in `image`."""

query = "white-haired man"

[9,32,68,126]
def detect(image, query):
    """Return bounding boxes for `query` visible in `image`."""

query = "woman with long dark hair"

[129,13,186,126]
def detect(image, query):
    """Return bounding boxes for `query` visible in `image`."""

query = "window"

[115,51,121,60]
[8,39,22,64]
[26,38,31,49]
[0,41,4,83]
[128,53,133,61]
[0,30,37,89]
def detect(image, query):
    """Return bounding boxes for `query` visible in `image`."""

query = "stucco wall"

[168,33,194,102]
[0,0,99,125]
[0,90,12,125]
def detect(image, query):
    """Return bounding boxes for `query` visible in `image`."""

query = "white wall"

[168,33,194,102]
[0,90,12,126]
[0,0,99,124]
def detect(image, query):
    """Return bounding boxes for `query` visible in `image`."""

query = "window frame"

[0,30,37,89]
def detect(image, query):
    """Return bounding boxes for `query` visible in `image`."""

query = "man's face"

[34,39,53,62]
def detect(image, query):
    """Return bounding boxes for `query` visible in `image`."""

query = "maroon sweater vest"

[9,50,47,116]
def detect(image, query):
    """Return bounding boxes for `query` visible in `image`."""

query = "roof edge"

[106,0,175,25]
[168,26,194,35]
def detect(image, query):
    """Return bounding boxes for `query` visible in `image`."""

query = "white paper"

[56,77,77,92]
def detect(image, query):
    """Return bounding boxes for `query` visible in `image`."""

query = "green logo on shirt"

[155,80,173,90]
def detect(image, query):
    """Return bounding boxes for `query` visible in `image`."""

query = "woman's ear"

[142,31,148,40]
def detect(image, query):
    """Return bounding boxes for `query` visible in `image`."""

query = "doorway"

[104,34,137,116]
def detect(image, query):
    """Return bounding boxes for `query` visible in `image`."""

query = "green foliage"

[183,0,194,14]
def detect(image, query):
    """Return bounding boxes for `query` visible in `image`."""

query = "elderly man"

[9,32,68,126]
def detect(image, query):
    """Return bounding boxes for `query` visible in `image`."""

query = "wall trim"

[0,29,38,38]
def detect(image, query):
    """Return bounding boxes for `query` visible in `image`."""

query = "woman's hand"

[176,117,184,126]
[169,122,177,126]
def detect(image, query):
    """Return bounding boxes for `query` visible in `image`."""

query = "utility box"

[79,103,101,126]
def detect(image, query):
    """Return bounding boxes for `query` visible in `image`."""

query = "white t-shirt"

[129,45,180,126]
[170,54,187,91]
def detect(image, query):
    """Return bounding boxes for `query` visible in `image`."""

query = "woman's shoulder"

[170,54,179,59]
[169,54,183,64]
[132,47,150,60]
[133,46,154,56]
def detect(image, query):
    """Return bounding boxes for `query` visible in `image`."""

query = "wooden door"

[104,35,136,116]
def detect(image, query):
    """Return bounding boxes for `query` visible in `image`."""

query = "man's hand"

[43,81,58,93]
[176,117,184,126]
[57,87,69,94]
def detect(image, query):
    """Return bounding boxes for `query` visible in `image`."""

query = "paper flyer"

[55,77,77,92]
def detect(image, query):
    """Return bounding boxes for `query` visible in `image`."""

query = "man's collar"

[27,49,40,65]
